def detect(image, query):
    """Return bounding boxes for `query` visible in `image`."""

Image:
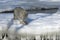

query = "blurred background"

[0,0,60,12]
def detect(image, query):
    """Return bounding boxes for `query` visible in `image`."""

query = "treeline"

[0,8,58,13]
[27,8,58,11]
[0,10,14,13]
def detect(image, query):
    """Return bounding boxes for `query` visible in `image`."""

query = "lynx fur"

[14,7,28,25]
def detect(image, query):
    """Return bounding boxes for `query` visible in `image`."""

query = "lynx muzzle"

[14,7,28,25]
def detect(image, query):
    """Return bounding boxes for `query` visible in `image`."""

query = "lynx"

[14,7,28,25]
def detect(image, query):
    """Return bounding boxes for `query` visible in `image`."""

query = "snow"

[0,9,60,36]
[0,13,13,33]
[17,10,60,35]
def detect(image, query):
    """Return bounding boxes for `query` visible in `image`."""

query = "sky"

[0,0,60,12]
[0,0,60,5]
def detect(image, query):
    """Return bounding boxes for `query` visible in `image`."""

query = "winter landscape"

[0,0,60,40]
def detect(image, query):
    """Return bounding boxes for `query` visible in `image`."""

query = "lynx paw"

[20,21,28,25]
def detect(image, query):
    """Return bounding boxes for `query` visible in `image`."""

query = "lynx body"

[14,7,28,25]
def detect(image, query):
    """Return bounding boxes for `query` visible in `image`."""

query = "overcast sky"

[0,0,60,5]
[0,0,60,11]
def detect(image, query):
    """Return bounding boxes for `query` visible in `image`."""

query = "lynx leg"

[14,14,18,20]
[14,8,19,20]
[20,16,28,25]
[14,10,16,19]
[20,20,26,25]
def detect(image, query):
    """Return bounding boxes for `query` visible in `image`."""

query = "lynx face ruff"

[14,7,28,25]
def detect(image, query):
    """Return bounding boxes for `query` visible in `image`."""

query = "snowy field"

[0,0,60,40]
[0,9,60,40]
[0,9,60,33]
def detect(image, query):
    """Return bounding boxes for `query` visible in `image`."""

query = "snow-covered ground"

[0,9,60,36]
[0,9,60,40]
[0,0,60,40]
[17,10,60,35]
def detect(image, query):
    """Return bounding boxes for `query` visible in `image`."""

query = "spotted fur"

[14,7,28,25]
